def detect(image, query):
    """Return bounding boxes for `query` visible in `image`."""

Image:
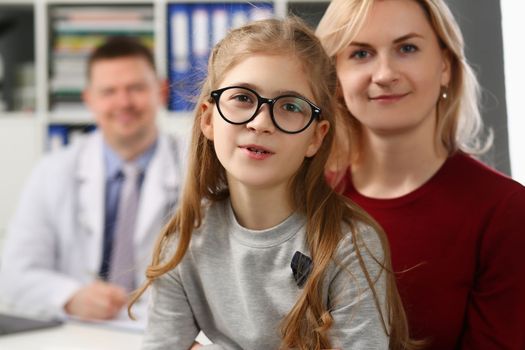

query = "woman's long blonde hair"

[131,17,416,350]
[316,0,492,172]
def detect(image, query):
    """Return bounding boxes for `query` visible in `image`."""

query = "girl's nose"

[246,103,276,134]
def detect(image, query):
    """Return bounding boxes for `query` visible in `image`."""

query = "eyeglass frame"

[209,86,322,134]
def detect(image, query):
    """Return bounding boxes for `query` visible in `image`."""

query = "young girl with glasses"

[316,1,525,349]
[131,17,417,350]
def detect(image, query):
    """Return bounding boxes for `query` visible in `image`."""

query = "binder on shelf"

[211,5,228,46]
[189,5,210,106]
[230,3,249,29]
[167,2,275,112]
[47,125,68,151]
[249,3,274,21]
[168,4,192,111]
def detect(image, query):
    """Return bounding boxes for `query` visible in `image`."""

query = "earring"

[441,87,448,100]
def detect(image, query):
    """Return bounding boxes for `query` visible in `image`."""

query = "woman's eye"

[350,50,370,59]
[400,44,418,54]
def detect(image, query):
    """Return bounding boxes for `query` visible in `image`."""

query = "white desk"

[0,321,143,350]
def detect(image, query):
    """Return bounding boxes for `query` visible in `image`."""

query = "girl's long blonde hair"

[316,0,492,172]
[131,17,416,350]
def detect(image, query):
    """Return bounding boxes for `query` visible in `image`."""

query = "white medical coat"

[0,131,185,319]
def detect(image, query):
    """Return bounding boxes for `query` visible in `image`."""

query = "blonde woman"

[317,0,525,349]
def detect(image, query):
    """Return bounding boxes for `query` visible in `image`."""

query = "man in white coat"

[0,37,184,322]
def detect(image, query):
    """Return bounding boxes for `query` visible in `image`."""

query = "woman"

[316,0,525,349]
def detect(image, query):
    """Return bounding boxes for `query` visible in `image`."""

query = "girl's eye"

[400,44,418,54]
[283,103,302,113]
[350,49,370,60]
[232,94,253,104]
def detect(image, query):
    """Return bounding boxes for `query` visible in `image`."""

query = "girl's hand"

[189,342,203,350]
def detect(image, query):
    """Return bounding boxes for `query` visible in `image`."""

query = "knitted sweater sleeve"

[459,187,525,349]
[327,223,389,349]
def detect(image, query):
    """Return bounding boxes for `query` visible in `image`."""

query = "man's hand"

[189,342,203,350]
[64,280,127,320]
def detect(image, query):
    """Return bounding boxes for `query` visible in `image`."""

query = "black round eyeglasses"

[210,86,321,134]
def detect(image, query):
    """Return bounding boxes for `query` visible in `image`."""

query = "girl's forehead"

[217,53,315,99]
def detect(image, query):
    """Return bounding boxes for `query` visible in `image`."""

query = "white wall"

[501,1,525,184]
[0,117,43,252]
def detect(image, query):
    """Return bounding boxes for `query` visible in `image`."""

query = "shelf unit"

[0,0,329,250]
[1,0,329,138]
[48,4,155,113]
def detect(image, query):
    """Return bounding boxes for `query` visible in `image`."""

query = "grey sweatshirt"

[142,199,389,349]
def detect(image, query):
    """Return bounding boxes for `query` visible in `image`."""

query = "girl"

[131,18,416,349]
[316,1,525,349]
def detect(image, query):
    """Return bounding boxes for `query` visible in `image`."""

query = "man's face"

[83,56,161,149]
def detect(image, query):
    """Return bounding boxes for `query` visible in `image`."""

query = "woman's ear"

[441,49,452,86]
[200,102,214,140]
[305,120,330,157]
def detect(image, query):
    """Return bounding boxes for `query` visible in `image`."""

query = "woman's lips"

[369,92,410,103]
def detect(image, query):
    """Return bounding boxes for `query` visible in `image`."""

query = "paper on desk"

[43,348,119,350]
[67,307,146,333]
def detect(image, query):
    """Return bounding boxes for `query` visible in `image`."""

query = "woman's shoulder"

[451,152,522,186]
[448,152,525,199]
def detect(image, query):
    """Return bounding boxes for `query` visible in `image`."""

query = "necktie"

[108,163,141,292]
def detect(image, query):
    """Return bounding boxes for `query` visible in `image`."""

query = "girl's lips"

[239,144,275,160]
[239,144,274,154]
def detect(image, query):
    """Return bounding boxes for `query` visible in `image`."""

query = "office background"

[0,0,523,252]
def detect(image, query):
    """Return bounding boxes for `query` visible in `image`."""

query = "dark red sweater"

[339,152,525,349]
